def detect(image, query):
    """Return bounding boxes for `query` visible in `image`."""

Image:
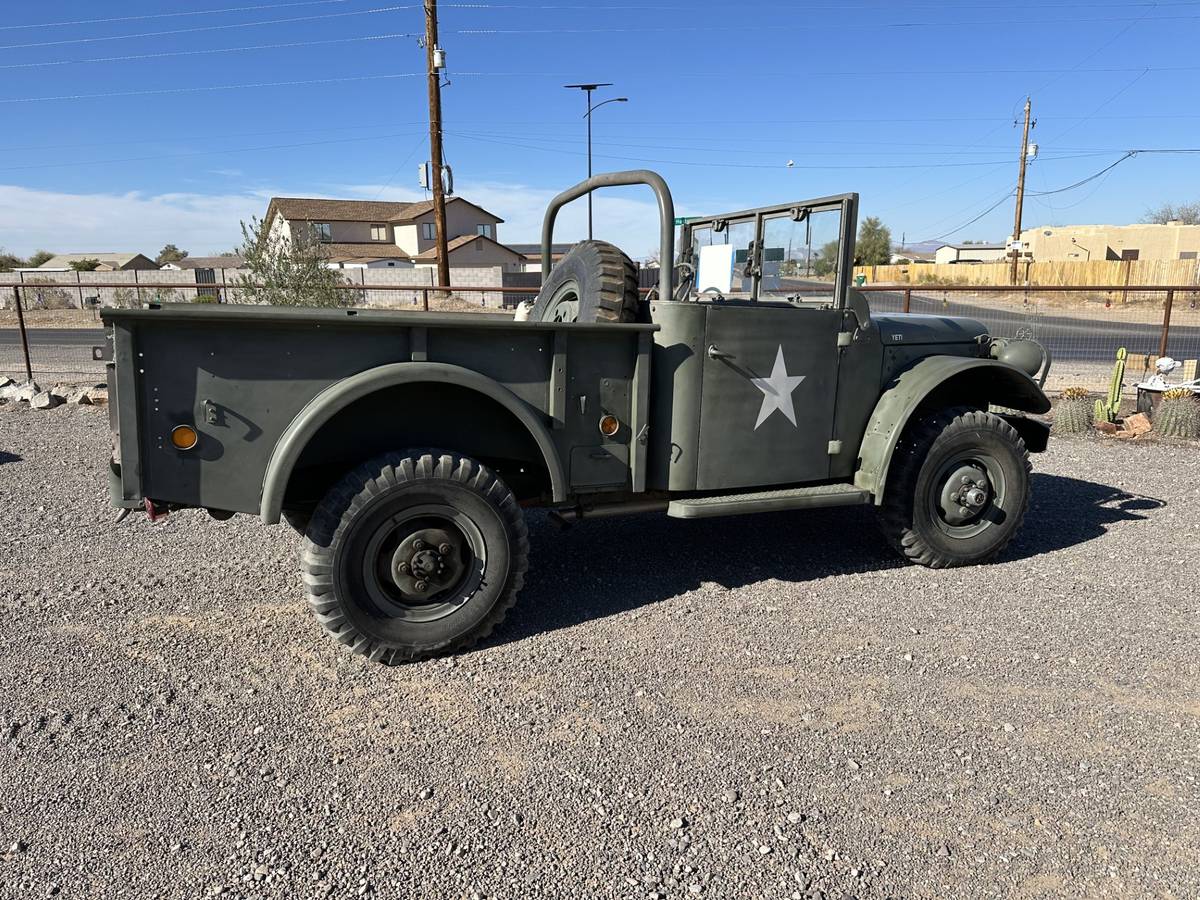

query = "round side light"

[598,414,620,437]
[171,424,199,451]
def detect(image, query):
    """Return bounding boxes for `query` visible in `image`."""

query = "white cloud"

[0,185,271,257]
[0,179,721,262]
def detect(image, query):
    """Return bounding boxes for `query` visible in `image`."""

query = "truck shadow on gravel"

[0,450,20,465]
[497,473,1164,644]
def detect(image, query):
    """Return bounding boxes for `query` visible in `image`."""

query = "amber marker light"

[171,424,199,450]
[598,414,620,437]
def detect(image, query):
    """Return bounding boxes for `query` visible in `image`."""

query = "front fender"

[259,362,567,523]
[854,356,1050,504]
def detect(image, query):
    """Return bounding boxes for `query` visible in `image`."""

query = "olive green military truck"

[101,170,1051,665]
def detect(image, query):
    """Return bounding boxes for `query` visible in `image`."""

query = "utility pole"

[1010,96,1034,285]
[424,0,450,290]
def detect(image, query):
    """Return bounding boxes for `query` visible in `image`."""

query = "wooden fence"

[855,258,1200,288]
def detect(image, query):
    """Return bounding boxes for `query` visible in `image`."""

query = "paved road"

[0,328,103,346]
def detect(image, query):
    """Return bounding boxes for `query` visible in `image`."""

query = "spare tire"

[529,240,640,323]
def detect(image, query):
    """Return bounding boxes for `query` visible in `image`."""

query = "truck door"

[690,198,855,491]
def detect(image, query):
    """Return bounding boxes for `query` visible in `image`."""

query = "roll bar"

[541,169,675,303]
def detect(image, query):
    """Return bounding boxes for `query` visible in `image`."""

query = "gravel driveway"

[0,405,1196,899]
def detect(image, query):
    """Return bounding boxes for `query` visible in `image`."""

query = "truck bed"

[102,304,656,519]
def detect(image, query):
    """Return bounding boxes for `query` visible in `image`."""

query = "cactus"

[1094,347,1127,424]
[1053,386,1093,435]
[1154,387,1200,439]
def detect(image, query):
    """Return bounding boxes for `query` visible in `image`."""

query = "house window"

[1180,251,1197,260]
[312,222,332,242]
[476,224,494,239]
[1120,249,1139,261]
[370,224,387,241]
[421,223,436,240]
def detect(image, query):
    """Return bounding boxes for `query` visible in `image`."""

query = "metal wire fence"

[858,285,1199,395]
[2,281,1197,395]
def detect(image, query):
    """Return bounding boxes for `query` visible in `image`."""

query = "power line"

[0,131,429,173]
[0,73,425,105]
[0,0,358,31]
[0,33,419,70]
[0,6,416,51]
[921,191,1016,244]
[1026,153,1137,195]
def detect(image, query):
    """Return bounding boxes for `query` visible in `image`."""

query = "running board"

[667,483,869,519]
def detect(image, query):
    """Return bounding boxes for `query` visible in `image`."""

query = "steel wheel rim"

[928,453,1006,539]
[545,280,581,323]
[358,503,485,623]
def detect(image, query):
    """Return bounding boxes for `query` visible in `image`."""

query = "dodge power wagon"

[102,170,1051,664]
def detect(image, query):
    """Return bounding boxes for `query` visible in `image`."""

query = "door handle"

[707,344,735,361]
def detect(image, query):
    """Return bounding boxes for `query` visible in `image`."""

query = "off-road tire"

[529,239,640,323]
[879,407,1030,568]
[300,451,528,664]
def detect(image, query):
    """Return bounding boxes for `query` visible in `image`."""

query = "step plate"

[667,483,868,519]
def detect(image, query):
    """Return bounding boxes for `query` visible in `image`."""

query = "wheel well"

[281,383,553,511]
[917,366,1049,416]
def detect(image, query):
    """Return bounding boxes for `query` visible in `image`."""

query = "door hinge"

[836,331,853,348]
[827,440,843,455]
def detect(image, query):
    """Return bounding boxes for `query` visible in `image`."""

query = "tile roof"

[171,255,245,269]
[269,197,415,222]
[322,242,411,260]
[507,243,574,258]
[412,234,524,260]
[388,197,504,224]
[39,252,154,269]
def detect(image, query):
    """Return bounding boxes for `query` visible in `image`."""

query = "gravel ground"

[0,405,1196,900]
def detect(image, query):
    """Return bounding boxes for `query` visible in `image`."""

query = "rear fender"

[260,362,567,523]
[854,356,1050,504]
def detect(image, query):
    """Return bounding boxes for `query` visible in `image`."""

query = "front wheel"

[878,407,1030,568]
[301,451,528,664]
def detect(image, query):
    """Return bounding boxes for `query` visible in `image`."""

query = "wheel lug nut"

[438,542,452,555]
[413,540,425,551]
[960,475,971,485]
[414,580,427,592]
[976,480,987,490]
[397,562,408,573]
[959,506,970,517]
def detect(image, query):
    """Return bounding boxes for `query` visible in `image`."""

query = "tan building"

[263,196,506,269]
[1019,222,1200,262]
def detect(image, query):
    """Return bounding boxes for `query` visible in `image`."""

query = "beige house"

[37,252,159,271]
[1019,222,1200,262]
[413,234,526,272]
[263,196,506,268]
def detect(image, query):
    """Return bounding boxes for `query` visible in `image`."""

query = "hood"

[873,313,988,346]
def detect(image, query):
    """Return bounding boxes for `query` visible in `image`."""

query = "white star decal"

[750,345,806,429]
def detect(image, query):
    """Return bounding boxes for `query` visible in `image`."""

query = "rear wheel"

[529,240,640,323]
[300,451,528,664]
[878,407,1030,568]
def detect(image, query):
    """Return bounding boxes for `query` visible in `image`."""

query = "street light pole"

[564,83,626,240]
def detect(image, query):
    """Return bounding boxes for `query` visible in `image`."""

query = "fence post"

[1158,289,1174,359]
[13,285,33,383]
[422,288,429,311]
[902,288,911,313]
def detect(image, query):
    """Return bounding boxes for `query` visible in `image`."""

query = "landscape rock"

[66,386,93,406]
[14,381,41,403]
[29,391,61,410]
[85,385,109,406]
[1121,412,1152,437]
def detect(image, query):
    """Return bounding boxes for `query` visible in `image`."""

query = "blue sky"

[0,0,1197,258]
